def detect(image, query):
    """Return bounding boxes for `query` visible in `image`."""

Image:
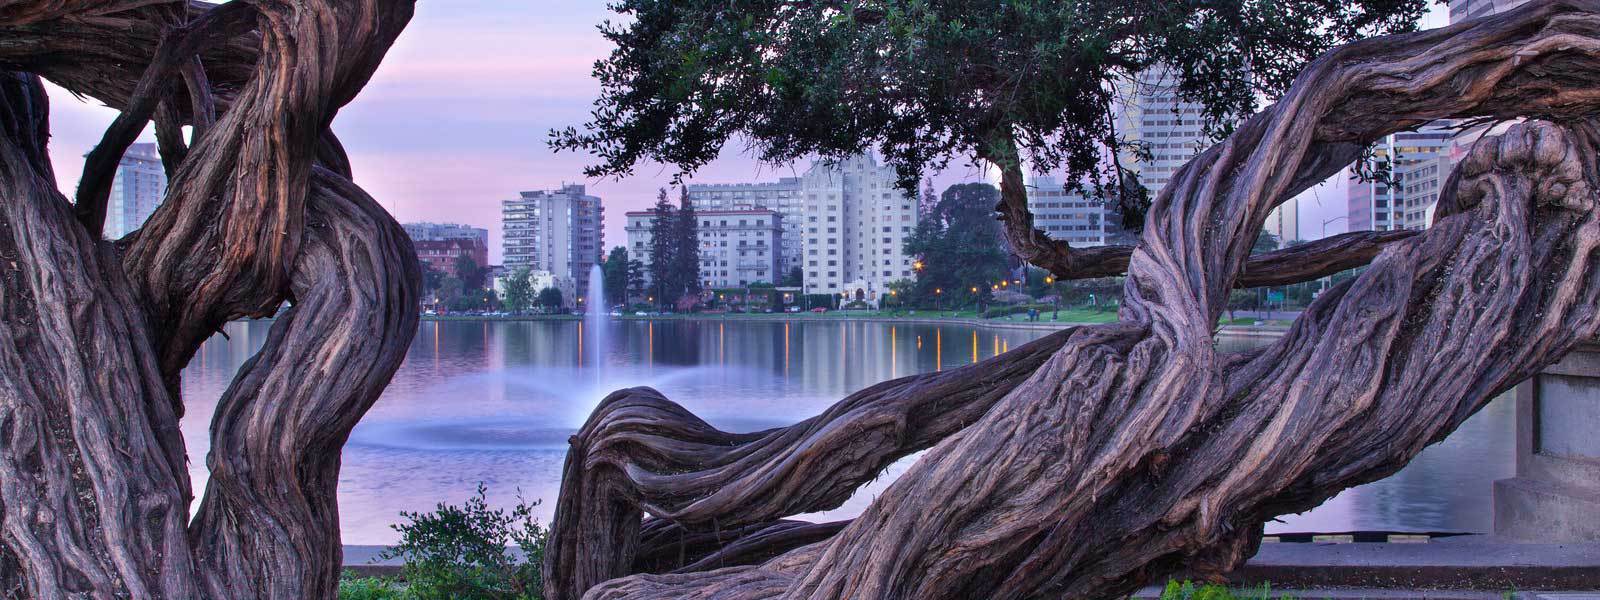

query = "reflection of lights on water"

[784,322,791,378]
[971,330,978,364]
[936,328,942,371]
[890,326,897,378]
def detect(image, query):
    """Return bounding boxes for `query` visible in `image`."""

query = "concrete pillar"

[1494,344,1600,542]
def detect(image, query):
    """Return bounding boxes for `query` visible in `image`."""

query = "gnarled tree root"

[551,3,1600,599]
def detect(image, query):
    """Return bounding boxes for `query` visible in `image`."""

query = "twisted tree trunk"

[0,1,418,598]
[550,2,1600,599]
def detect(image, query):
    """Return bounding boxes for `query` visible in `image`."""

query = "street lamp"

[1321,215,1348,239]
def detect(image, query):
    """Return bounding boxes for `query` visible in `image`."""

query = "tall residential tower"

[102,142,167,239]
[502,184,603,298]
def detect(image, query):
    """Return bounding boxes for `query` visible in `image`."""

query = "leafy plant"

[379,484,548,600]
[338,574,406,600]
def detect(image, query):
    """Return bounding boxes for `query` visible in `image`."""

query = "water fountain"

[586,263,609,372]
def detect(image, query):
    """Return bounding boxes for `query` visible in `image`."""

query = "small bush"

[982,303,1053,319]
[1159,580,1293,600]
[380,483,548,600]
[338,574,406,600]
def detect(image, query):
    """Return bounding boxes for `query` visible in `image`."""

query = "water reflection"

[181,319,1512,543]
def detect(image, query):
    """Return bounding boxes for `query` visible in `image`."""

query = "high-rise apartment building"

[502,184,603,295]
[796,155,919,301]
[684,179,804,274]
[1123,67,1300,241]
[102,143,167,239]
[1347,124,1452,232]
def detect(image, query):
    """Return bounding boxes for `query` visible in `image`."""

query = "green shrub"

[982,303,1053,319]
[1159,580,1293,600]
[338,574,406,600]
[380,484,548,600]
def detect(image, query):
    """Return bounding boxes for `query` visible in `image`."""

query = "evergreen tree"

[672,186,701,301]
[919,178,938,217]
[627,258,647,303]
[453,255,487,291]
[646,188,677,307]
[602,246,632,307]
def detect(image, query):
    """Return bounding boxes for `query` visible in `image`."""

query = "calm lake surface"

[182,319,1513,544]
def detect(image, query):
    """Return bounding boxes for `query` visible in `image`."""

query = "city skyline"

[41,1,1448,264]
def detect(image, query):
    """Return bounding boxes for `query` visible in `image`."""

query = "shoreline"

[414,313,1290,337]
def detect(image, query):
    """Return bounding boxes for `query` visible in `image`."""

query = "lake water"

[181,319,1513,544]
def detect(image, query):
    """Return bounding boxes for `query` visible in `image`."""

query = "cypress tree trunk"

[0,1,419,598]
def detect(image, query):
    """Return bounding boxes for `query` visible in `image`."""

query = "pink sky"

[42,2,1447,264]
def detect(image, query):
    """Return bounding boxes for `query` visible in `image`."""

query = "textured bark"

[553,2,1600,599]
[0,1,418,599]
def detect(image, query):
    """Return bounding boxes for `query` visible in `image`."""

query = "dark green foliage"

[421,264,447,295]
[552,0,1426,195]
[449,288,497,313]
[1159,580,1293,600]
[536,287,564,311]
[378,484,548,600]
[454,255,488,291]
[337,575,405,600]
[982,304,1055,319]
[781,265,803,287]
[1253,231,1281,255]
[904,183,1011,307]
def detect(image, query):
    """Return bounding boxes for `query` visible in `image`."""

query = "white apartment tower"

[1124,67,1299,241]
[798,155,918,301]
[103,142,167,239]
[502,184,603,295]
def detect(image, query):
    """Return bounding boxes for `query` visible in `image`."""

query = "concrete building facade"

[684,178,804,274]
[697,210,783,289]
[1123,67,1300,241]
[104,142,167,239]
[413,238,489,274]
[502,184,603,295]
[403,222,489,245]
[1347,124,1452,232]
[1026,176,1108,247]
[796,155,919,302]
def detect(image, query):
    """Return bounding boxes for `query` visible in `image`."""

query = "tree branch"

[73,0,258,238]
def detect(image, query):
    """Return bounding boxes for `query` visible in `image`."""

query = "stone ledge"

[341,540,1600,590]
